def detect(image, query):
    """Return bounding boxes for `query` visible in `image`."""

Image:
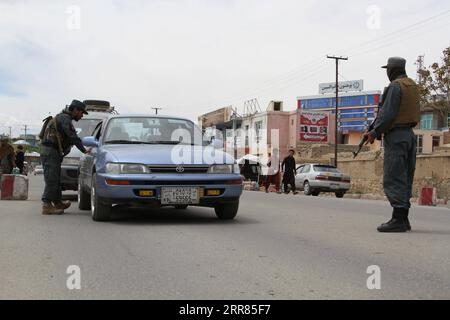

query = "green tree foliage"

[417,47,450,123]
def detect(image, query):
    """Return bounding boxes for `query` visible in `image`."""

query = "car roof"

[105,114,194,122]
[82,112,112,119]
[298,163,337,168]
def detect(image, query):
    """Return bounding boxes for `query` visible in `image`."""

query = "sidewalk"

[244,181,450,209]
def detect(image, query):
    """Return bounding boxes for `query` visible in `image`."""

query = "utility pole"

[327,55,348,167]
[152,107,162,115]
[231,108,237,159]
[9,126,12,140]
[22,125,28,146]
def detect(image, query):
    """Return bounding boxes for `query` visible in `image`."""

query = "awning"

[13,140,31,145]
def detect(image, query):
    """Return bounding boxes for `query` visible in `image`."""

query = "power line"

[193,9,450,111]
[344,9,450,54]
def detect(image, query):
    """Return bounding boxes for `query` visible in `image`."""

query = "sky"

[0,0,449,137]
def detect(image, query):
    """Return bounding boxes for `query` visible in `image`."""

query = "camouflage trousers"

[41,146,63,204]
[383,127,417,209]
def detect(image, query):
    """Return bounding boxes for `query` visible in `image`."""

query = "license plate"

[330,184,339,190]
[161,187,200,205]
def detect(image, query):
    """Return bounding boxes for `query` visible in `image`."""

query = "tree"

[417,47,450,127]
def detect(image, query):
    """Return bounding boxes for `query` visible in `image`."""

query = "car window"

[92,123,103,140]
[73,119,103,139]
[296,166,304,174]
[104,117,202,145]
[313,165,339,173]
[303,165,310,173]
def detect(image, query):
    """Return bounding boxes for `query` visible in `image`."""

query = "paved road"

[1,175,449,299]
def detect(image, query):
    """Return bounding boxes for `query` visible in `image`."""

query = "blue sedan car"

[78,114,243,221]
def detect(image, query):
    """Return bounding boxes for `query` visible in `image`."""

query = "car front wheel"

[214,202,239,220]
[91,173,112,221]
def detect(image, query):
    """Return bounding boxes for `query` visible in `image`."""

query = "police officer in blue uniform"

[364,57,421,232]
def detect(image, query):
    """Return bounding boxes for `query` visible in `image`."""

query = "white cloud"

[0,0,449,137]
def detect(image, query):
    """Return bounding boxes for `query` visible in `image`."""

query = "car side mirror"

[82,136,99,147]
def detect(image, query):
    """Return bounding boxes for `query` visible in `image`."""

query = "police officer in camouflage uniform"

[40,100,89,215]
[364,57,421,232]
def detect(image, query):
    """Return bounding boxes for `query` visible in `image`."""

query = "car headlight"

[105,163,150,174]
[62,157,79,166]
[207,164,239,174]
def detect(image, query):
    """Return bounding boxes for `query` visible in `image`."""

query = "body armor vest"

[390,77,421,128]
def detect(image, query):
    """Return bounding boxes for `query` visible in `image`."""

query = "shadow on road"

[66,201,258,226]
[408,229,450,236]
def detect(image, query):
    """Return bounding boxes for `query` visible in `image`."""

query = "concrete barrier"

[0,174,29,200]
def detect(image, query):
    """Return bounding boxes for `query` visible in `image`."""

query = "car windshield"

[73,119,102,138]
[313,165,340,173]
[103,117,203,145]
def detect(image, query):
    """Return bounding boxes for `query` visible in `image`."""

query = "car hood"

[102,144,235,165]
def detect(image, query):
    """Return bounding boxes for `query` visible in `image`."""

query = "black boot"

[405,217,411,231]
[377,208,409,233]
[397,208,411,231]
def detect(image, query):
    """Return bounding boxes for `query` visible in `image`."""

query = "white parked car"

[34,165,44,175]
[295,164,351,198]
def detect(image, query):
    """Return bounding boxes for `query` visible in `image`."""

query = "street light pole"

[327,55,348,167]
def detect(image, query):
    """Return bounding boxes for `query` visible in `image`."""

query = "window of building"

[420,113,433,130]
[255,121,263,139]
[447,112,450,128]
[416,135,423,153]
[432,136,440,152]
[245,125,249,147]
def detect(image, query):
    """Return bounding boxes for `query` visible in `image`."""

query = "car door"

[302,164,311,186]
[82,122,102,190]
[295,165,304,187]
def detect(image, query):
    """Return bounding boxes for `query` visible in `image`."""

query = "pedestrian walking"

[364,57,420,232]
[281,149,298,195]
[240,159,254,180]
[40,100,89,215]
[0,138,16,175]
[264,149,281,193]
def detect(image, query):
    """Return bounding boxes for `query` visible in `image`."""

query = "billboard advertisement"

[299,112,329,143]
[319,80,364,94]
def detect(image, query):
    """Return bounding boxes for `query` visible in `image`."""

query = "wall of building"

[338,153,450,201]
[289,112,297,151]
[239,113,269,157]
[414,129,443,154]
[198,107,232,128]
[267,111,291,156]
